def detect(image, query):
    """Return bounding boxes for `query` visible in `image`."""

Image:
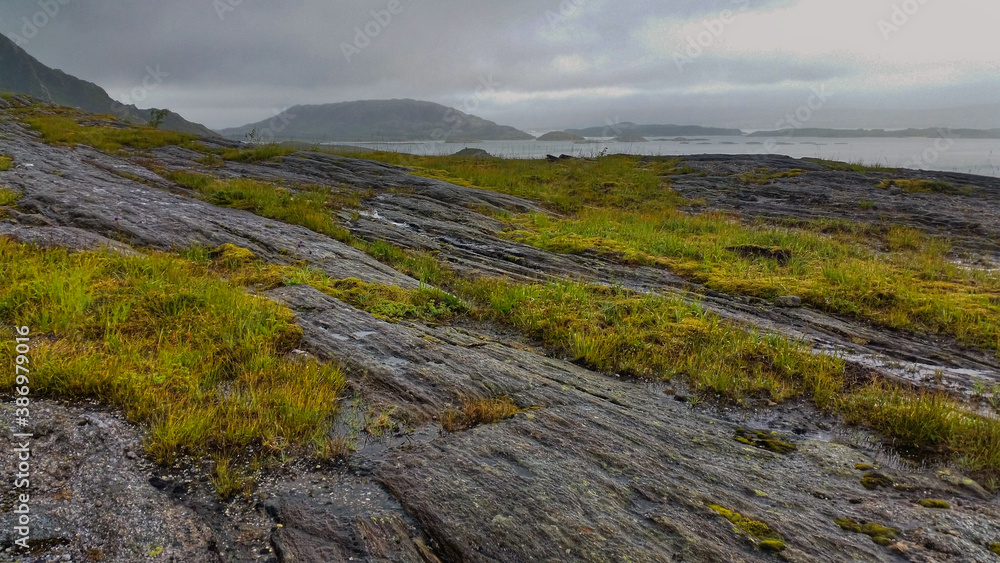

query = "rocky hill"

[0,33,217,137]
[218,99,535,143]
[1,99,999,562]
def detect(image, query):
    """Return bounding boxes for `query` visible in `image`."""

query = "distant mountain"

[218,99,535,142]
[0,33,217,137]
[746,127,1000,139]
[566,122,744,137]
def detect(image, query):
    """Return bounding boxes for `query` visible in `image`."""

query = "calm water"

[324,136,1000,178]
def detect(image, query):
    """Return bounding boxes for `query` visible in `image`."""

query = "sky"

[1,0,998,132]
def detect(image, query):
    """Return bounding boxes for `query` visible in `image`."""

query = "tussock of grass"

[839,383,1000,474]
[0,187,19,206]
[0,239,346,482]
[18,106,200,154]
[440,396,524,431]
[0,155,13,171]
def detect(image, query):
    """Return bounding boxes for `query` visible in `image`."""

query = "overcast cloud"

[1,0,997,131]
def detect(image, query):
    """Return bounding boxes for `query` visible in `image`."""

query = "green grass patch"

[804,158,896,173]
[0,155,12,171]
[220,144,299,163]
[164,173,359,243]
[459,277,844,406]
[348,154,1000,354]
[17,106,201,154]
[0,187,19,206]
[839,383,1000,475]
[0,239,346,496]
[738,168,806,185]
[440,396,525,431]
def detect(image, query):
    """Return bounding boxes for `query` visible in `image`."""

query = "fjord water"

[326,136,1000,178]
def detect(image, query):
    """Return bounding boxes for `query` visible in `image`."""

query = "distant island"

[217,99,535,143]
[536,131,587,141]
[566,122,743,137]
[747,127,1000,139]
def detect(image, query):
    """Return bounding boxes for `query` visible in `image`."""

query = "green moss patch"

[734,428,797,454]
[709,504,785,552]
[835,517,900,546]
[916,499,950,509]
[860,472,894,490]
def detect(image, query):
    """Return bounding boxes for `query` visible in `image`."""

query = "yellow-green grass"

[0,187,19,206]
[164,171,451,285]
[460,277,843,405]
[440,396,525,431]
[738,168,806,184]
[0,239,467,496]
[165,171,357,243]
[18,106,202,154]
[190,243,466,324]
[351,153,1000,354]
[0,155,12,171]
[804,158,896,173]
[0,239,344,492]
[220,144,299,163]
[331,152,689,214]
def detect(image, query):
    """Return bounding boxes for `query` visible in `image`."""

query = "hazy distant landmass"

[218,99,535,142]
[0,33,217,137]
[536,131,587,141]
[747,127,1000,139]
[566,122,744,137]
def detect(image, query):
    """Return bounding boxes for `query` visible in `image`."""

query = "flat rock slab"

[0,120,415,288]
[271,285,1000,562]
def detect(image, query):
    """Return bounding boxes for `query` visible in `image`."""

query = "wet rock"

[774,295,803,308]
